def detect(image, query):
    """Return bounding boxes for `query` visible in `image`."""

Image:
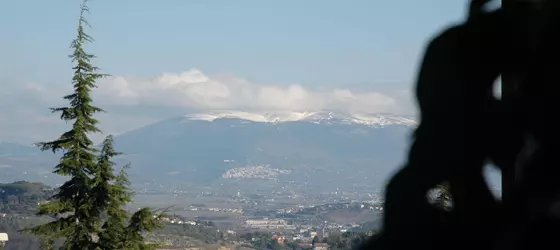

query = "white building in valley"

[0,233,8,246]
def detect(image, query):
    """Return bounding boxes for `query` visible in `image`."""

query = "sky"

[0,0,480,144]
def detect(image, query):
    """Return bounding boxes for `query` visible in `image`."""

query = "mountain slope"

[0,143,63,184]
[0,142,41,156]
[113,111,415,188]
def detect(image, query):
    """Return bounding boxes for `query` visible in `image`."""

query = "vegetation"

[0,181,54,214]
[322,231,373,250]
[20,0,163,249]
[144,223,226,248]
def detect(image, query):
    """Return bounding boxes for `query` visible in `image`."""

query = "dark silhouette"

[361,0,560,249]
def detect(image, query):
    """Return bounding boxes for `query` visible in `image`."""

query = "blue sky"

[1,0,466,85]
[0,0,475,143]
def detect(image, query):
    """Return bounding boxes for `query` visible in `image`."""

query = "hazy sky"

[0,0,476,143]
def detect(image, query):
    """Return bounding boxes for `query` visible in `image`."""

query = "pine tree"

[21,0,106,248]
[93,135,130,249]
[21,1,163,249]
[95,136,163,250]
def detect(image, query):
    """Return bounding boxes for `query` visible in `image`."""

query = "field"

[129,194,246,227]
[128,188,365,230]
[131,194,247,209]
[319,208,380,225]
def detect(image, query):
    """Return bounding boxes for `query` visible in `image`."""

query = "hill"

[0,181,54,214]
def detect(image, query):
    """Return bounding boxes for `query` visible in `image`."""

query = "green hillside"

[0,181,54,214]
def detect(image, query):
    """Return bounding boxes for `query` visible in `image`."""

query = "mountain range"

[183,110,417,127]
[112,111,414,188]
[0,110,501,192]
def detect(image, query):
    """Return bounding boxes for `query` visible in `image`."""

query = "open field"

[131,194,243,209]
[130,194,247,228]
[318,209,380,225]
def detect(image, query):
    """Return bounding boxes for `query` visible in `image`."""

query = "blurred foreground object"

[361,0,560,249]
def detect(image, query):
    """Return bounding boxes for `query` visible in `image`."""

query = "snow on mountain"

[183,110,417,127]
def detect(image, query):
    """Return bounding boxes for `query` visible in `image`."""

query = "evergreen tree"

[94,136,130,249]
[119,207,164,250]
[95,136,163,250]
[21,1,162,249]
[21,0,107,248]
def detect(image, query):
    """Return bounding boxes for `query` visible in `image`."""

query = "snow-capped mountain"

[0,111,418,189]
[105,111,416,188]
[1,111,503,192]
[183,110,417,127]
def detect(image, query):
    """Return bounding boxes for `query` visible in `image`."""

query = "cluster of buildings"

[186,206,243,213]
[244,218,364,237]
[153,215,197,225]
[221,165,291,179]
[249,230,333,250]
[245,219,296,230]
[274,200,384,216]
[0,233,8,247]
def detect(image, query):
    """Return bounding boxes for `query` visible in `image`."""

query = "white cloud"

[95,68,401,113]
[0,68,412,143]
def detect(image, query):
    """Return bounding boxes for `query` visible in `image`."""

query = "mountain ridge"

[0,112,502,192]
[183,110,417,127]
[110,112,414,187]
[0,111,417,189]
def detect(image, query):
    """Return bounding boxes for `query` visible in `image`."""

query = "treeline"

[1,217,222,250]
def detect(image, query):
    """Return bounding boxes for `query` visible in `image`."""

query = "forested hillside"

[0,181,53,214]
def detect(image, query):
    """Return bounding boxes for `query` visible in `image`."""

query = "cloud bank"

[1,69,412,143]
[94,69,402,114]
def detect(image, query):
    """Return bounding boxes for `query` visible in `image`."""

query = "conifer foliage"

[22,0,163,249]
